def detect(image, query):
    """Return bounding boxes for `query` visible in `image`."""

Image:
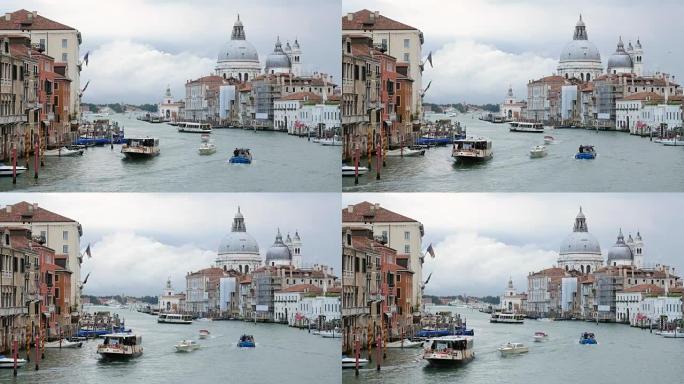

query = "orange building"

[54,62,73,145]
[374,48,399,149]
[396,62,414,145]
[54,254,73,335]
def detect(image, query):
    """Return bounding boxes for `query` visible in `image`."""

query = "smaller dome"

[607,229,633,263]
[607,37,633,71]
[265,229,292,263]
[265,37,291,73]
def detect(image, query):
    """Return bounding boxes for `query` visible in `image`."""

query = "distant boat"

[661,138,684,146]
[237,334,256,348]
[0,355,27,369]
[342,165,368,177]
[342,356,369,369]
[228,149,252,164]
[533,332,548,342]
[97,334,143,359]
[529,145,547,158]
[158,313,192,324]
[544,135,555,144]
[121,138,160,159]
[320,135,342,146]
[0,164,27,177]
[174,340,200,352]
[385,147,425,157]
[509,121,544,133]
[452,137,493,163]
[575,145,596,159]
[498,342,529,355]
[198,135,216,155]
[422,336,475,366]
[579,332,597,344]
[385,339,423,348]
[490,313,524,324]
[199,329,210,339]
[661,328,684,338]
[44,339,83,348]
[43,147,83,157]
[320,328,341,338]
[177,122,212,134]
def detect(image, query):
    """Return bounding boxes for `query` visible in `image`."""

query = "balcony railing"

[0,307,28,316]
[0,115,28,125]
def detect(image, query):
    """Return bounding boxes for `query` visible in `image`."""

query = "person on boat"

[233,148,239,157]
[578,145,583,153]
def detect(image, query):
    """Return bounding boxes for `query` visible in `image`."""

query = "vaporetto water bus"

[121,138,160,159]
[509,121,544,133]
[157,313,193,324]
[490,312,525,324]
[177,122,212,134]
[97,334,143,359]
[422,336,475,366]
[451,137,493,163]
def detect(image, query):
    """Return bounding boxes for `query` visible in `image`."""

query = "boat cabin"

[124,138,158,148]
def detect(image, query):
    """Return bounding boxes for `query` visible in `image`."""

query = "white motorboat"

[320,328,342,338]
[490,313,525,324]
[44,339,83,348]
[342,357,369,369]
[423,336,475,366]
[97,334,143,359]
[158,313,193,324]
[385,147,425,157]
[661,328,684,338]
[0,355,27,369]
[498,342,529,355]
[174,339,200,352]
[121,138,160,159]
[198,135,216,155]
[43,147,83,157]
[452,137,493,163]
[196,317,213,322]
[533,332,548,342]
[662,139,684,146]
[177,122,212,134]
[544,135,555,144]
[0,164,27,177]
[320,135,342,146]
[385,339,423,348]
[509,121,544,133]
[342,165,369,177]
[199,329,210,339]
[529,145,547,158]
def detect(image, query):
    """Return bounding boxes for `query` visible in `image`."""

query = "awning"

[41,120,50,126]
[384,120,392,126]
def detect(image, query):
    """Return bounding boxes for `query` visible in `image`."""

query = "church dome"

[265,229,292,263]
[607,37,633,72]
[218,207,260,255]
[607,229,633,263]
[559,207,602,256]
[218,15,260,63]
[559,15,601,64]
[265,37,291,73]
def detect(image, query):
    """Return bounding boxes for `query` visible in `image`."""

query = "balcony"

[0,307,28,316]
[0,115,28,125]
[342,306,370,316]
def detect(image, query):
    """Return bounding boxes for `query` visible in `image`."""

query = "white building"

[219,85,237,121]
[0,10,82,118]
[561,277,578,313]
[216,207,262,274]
[219,276,238,313]
[616,284,662,325]
[641,295,683,325]
[500,86,525,120]
[158,278,185,313]
[273,92,321,132]
[0,202,83,311]
[300,100,340,137]
[274,284,321,325]
[301,294,340,324]
[560,85,578,121]
[158,86,183,122]
[641,102,683,132]
[557,15,603,82]
[500,278,526,313]
[557,207,604,274]
[215,15,261,82]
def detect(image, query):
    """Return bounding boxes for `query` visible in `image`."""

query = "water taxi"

[342,356,369,369]
[529,145,547,158]
[320,135,342,146]
[579,332,597,344]
[498,342,529,355]
[342,165,368,177]
[237,334,256,348]
[199,329,210,339]
[385,339,423,348]
[544,135,555,144]
[44,339,83,348]
[533,332,548,342]
[174,339,200,352]
[422,336,475,366]
[97,334,143,359]
[0,356,27,369]
[228,148,252,164]
[43,146,84,157]
[157,313,193,324]
[177,122,212,134]
[198,135,216,155]
[490,313,525,324]
[121,138,160,159]
[320,328,342,338]
[451,137,493,163]
[575,145,596,159]
[0,164,27,177]
[385,147,425,157]
[509,121,544,133]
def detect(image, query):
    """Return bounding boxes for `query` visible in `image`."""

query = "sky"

[4,0,341,104]
[342,0,684,104]
[342,193,684,297]
[0,193,341,297]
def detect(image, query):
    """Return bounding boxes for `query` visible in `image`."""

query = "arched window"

[245,73,249,82]
[587,265,591,273]
[565,265,569,271]
[245,265,249,274]
[565,73,569,79]
[239,265,243,273]
[586,73,591,82]
[581,265,585,274]
[581,73,585,81]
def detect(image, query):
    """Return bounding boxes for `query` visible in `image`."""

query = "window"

[381,38,387,48]
[404,231,410,240]
[62,39,67,48]
[404,244,410,254]
[62,53,68,62]
[403,39,409,48]
[403,53,409,62]
[63,231,68,241]
[63,245,68,254]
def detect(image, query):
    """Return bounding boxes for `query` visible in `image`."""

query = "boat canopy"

[125,138,158,147]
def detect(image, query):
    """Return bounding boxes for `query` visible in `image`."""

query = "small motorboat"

[385,339,423,348]
[385,147,425,157]
[319,328,342,338]
[498,342,529,355]
[43,146,84,157]
[661,328,684,338]
[237,334,256,348]
[529,145,547,158]
[662,138,684,146]
[199,329,210,339]
[575,145,596,159]
[579,332,597,344]
[196,317,213,322]
[342,165,368,177]
[228,148,252,164]
[543,135,555,144]
[44,339,83,348]
[319,135,342,146]
[342,356,369,369]
[198,135,216,155]
[0,355,27,369]
[0,164,27,177]
[533,332,548,342]
[174,339,200,352]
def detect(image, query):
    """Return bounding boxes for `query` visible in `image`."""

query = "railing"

[0,307,28,316]
[0,115,27,124]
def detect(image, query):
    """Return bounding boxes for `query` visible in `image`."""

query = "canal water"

[343,113,684,192]
[0,114,340,192]
[342,306,684,384]
[0,306,340,384]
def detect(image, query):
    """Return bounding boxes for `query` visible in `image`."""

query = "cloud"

[423,232,558,296]
[425,40,557,104]
[81,40,215,104]
[82,232,216,297]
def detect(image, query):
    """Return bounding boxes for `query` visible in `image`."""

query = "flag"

[427,52,433,67]
[81,80,90,94]
[426,243,435,258]
[83,272,90,285]
[83,51,90,66]
[85,244,92,258]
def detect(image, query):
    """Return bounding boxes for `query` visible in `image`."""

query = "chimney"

[374,11,380,19]
[347,204,354,213]
[5,205,11,213]
[4,13,10,21]
[33,202,39,211]
[32,11,38,19]
[346,13,353,21]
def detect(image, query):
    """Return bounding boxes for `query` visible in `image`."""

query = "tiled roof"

[342,10,417,31]
[278,284,322,294]
[343,201,418,223]
[622,92,662,101]
[0,10,76,31]
[621,284,664,294]
[0,202,76,223]
[530,267,567,277]
[278,92,322,102]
